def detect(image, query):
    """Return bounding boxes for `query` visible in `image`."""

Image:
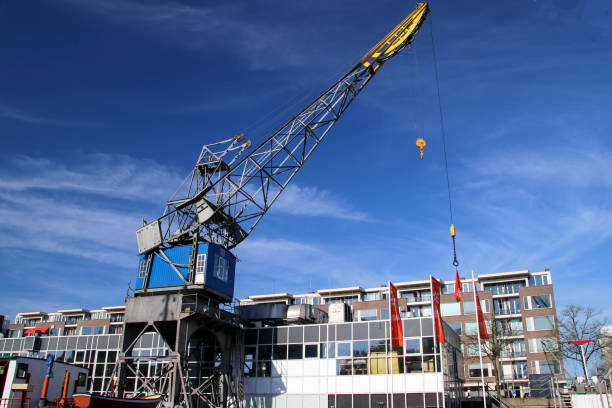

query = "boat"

[72,393,162,408]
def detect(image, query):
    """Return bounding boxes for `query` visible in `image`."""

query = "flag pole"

[472,270,487,408]
[388,280,394,408]
[430,276,440,408]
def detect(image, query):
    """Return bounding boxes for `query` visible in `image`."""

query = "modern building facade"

[241,268,564,397]
[0,268,563,406]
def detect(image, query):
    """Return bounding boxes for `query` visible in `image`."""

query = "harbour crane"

[120,4,431,408]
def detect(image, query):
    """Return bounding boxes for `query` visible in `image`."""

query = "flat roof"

[102,306,126,311]
[478,270,530,280]
[248,293,294,300]
[318,286,363,295]
[17,312,47,317]
[57,309,90,314]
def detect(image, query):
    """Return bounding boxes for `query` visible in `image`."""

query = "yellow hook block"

[416,138,426,160]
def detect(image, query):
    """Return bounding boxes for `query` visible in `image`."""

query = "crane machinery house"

[135,243,236,300]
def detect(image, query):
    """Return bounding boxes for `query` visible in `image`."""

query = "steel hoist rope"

[428,16,459,268]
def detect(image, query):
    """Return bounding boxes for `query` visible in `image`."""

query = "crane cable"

[428,16,459,268]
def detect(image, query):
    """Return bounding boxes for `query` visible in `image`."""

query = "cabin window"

[214,256,229,282]
[16,363,28,379]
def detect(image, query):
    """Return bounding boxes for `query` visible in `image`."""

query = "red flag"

[430,277,446,343]
[454,269,463,302]
[389,281,404,347]
[474,287,489,340]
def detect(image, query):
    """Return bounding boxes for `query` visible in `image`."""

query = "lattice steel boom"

[136,3,430,253]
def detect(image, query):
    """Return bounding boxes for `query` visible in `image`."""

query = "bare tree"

[464,319,522,401]
[557,305,611,378]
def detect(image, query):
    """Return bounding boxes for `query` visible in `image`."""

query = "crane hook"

[416,138,426,160]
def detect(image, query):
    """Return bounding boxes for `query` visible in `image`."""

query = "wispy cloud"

[0,103,85,126]
[273,184,371,221]
[0,153,182,267]
[0,154,182,202]
[235,237,382,296]
[57,0,326,70]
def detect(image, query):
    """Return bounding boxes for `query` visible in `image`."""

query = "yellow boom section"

[360,2,429,71]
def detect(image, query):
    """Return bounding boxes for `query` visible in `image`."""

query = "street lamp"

[569,340,593,384]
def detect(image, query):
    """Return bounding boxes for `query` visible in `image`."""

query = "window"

[463,282,474,293]
[448,322,462,336]
[337,359,352,375]
[421,305,432,317]
[320,343,327,358]
[304,344,318,358]
[405,356,422,373]
[138,258,148,278]
[441,284,454,294]
[484,281,526,295]
[464,301,475,314]
[529,337,558,353]
[496,318,523,335]
[109,326,122,334]
[214,255,228,282]
[529,275,549,286]
[273,345,287,360]
[493,298,521,315]
[441,302,461,316]
[469,363,490,378]
[288,344,302,359]
[481,299,490,313]
[524,294,552,310]
[195,253,206,284]
[422,337,434,354]
[359,309,378,322]
[465,322,478,335]
[405,338,421,354]
[93,326,105,335]
[353,341,369,357]
[380,308,389,320]
[531,360,560,374]
[466,343,485,357]
[16,363,28,379]
[81,326,92,335]
[527,316,555,331]
[363,292,380,301]
[337,342,351,357]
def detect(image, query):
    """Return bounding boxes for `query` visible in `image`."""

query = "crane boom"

[136,2,430,254]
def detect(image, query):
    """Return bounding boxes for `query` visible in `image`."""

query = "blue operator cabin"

[135,243,236,300]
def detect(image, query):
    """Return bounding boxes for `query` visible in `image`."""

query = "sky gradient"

[1,1,611,372]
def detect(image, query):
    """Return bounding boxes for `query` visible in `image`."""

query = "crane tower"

[116,4,430,408]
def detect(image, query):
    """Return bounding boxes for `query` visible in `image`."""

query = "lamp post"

[569,340,593,384]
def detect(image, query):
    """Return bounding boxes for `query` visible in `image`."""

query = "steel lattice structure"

[136,3,430,254]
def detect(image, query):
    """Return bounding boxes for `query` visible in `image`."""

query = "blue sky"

[1,0,611,352]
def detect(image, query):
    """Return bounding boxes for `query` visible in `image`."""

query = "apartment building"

[241,269,564,397]
[8,306,125,338]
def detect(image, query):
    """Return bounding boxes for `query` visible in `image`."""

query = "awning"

[23,327,50,334]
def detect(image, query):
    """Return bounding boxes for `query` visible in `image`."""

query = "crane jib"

[136,2,430,254]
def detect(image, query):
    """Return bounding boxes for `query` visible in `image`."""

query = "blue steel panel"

[147,245,191,288]
[134,243,236,298]
[203,244,236,299]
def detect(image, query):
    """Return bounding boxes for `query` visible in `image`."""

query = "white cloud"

[57,0,317,70]
[451,145,612,277]
[0,154,182,202]
[235,237,381,296]
[0,103,84,126]
[273,184,371,221]
[0,153,182,267]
